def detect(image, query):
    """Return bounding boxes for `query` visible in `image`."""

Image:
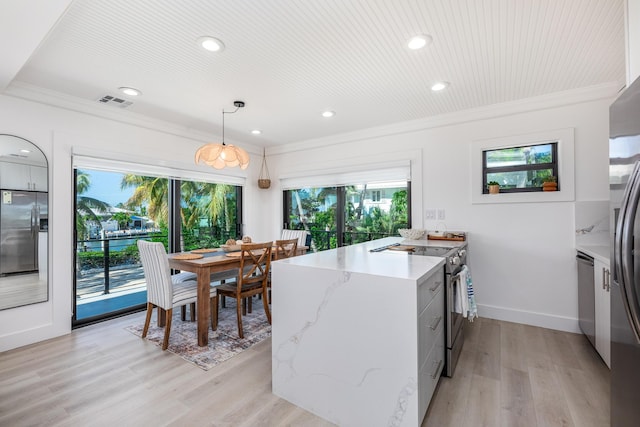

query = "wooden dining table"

[168,246,307,346]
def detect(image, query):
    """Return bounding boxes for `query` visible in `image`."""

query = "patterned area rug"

[125,298,271,371]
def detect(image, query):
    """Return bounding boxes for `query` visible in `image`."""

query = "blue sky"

[81,170,134,206]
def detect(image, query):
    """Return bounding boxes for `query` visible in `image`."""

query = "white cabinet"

[29,165,47,191]
[594,258,611,368]
[417,269,445,418]
[0,162,47,191]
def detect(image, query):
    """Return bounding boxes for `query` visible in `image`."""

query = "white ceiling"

[1,0,626,148]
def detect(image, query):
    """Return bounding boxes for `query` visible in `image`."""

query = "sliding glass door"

[284,181,410,251]
[73,168,242,326]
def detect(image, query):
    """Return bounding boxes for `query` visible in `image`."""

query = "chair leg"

[142,302,153,338]
[162,308,173,350]
[236,296,244,339]
[248,295,253,313]
[221,280,227,308]
[210,295,219,331]
[180,305,186,321]
[262,287,272,324]
[242,297,247,316]
[190,302,196,321]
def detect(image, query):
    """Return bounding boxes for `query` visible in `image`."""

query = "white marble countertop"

[575,230,610,263]
[276,236,445,281]
[576,244,610,264]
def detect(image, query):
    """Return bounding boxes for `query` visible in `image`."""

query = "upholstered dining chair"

[280,229,310,249]
[137,240,218,350]
[212,241,273,338]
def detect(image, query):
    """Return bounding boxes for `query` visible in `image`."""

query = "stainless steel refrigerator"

[610,75,640,426]
[0,190,47,275]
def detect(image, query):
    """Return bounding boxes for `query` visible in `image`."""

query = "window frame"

[283,181,411,250]
[481,142,559,194]
[471,128,575,204]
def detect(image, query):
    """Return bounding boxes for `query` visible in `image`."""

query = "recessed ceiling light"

[407,34,432,50]
[251,129,262,135]
[322,110,335,118]
[20,149,30,153]
[119,87,141,96]
[198,36,225,52]
[431,82,449,91]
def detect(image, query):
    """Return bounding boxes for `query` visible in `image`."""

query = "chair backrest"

[238,241,273,287]
[137,240,174,309]
[274,238,298,260]
[281,229,309,248]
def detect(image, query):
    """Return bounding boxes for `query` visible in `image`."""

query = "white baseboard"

[477,304,581,334]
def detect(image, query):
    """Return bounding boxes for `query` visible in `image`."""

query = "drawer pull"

[431,359,443,379]
[429,281,442,292]
[429,315,442,331]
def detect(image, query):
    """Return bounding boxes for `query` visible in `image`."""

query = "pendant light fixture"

[195,101,250,170]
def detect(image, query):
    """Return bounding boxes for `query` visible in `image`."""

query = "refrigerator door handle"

[616,160,640,344]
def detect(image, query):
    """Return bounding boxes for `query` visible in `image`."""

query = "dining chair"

[267,238,298,303]
[172,271,197,321]
[137,240,218,350]
[280,229,310,248]
[274,238,299,260]
[212,241,273,338]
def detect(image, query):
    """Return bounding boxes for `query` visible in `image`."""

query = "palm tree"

[181,181,235,234]
[76,170,110,240]
[121,175,169,227]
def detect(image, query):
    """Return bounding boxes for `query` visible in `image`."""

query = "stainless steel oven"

[412,243,467,377]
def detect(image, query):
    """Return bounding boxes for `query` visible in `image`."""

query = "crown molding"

[268,82,623,156]
[5,80,621,158]
[3,81,265,155]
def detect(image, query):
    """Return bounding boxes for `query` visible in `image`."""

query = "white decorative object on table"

[398,228,425,240]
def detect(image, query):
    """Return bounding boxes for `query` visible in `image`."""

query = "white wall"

[0,84,614,351]
[0,95,264,352]
[262,87,614,333]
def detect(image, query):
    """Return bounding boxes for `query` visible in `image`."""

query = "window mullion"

[336,187,345,247]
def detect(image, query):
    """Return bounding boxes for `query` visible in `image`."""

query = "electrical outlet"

[425,209,436,220]
[437,209,446,220]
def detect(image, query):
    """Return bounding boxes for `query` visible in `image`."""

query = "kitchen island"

[271,237,446,427]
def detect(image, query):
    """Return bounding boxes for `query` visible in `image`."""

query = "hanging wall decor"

[258,148,271,189]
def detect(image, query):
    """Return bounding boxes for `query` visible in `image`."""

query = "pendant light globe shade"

[195,100,249,170]
[195,143,250,170]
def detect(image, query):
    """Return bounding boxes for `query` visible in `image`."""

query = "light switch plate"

[425,209,436,220]
[437,209,445,220]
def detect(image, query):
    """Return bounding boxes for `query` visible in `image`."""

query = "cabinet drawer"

[418,327,445,420]
[418,285,444,366]
[418,267,444,314]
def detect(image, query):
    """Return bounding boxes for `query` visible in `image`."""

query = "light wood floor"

[425,318,610,427]
[0,272,47,310]
[0,315,608,426]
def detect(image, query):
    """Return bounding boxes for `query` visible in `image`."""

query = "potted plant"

[487,181,500,194]
[542,176,558,192]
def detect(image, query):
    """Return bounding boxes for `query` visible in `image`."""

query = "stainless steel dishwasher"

[577,251,595,347]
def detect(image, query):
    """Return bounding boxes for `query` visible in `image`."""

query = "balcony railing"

[75,229,397,300]
[306,230,398,251]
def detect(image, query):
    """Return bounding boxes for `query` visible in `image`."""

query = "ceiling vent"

[97,94,133,108]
